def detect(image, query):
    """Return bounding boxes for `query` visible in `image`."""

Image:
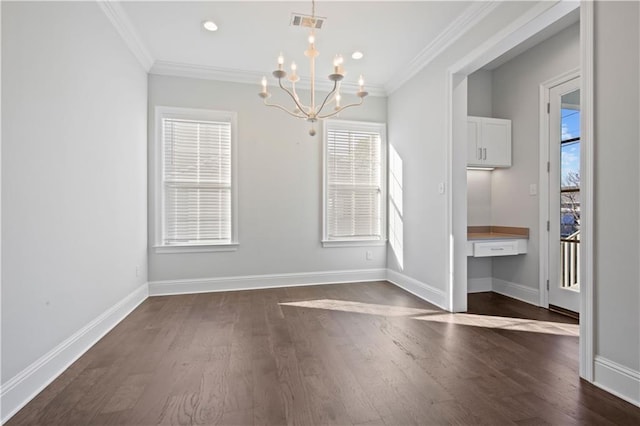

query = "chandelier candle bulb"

[277,53,284,71]
[358,75,365,91]
[289,61,299,83]
[261,76,267,93]
[333,55,344,74]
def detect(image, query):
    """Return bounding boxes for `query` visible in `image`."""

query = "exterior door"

[548,77,581,314]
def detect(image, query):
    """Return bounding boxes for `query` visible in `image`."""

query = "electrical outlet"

[529,184,537,196]
[366,250,373,260]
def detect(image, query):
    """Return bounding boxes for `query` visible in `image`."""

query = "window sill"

[322,240,387,248]
[153,243,239,254]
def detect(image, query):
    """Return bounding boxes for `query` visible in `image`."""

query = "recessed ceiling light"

[351,51,364,60]
[202,20,218,32]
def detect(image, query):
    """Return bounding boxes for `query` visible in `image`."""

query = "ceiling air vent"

[290,13,325,29]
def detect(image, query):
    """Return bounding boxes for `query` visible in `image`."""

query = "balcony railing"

[561,230,580,289]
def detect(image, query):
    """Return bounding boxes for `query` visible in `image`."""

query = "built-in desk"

[467,226,529,257]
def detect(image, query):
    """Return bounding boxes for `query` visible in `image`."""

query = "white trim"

[538,68,581,310]
[385,269,447,310]
[385,1,500,94]
[594,356,640,408]
[97,0,154,71]
[153,106,239,250]
[0,284,149,423]
[150,61,258,84]
[445,72,469,312]
[492,278,540,307]
[445,70,454,312]
[467,277,493,293]
[150,60,387,98]
[0,7,3,423]
[321,240,386,248]
[579,0,595,383]
[0,3,3,414]
[153,243,239,254]
[148,269,387,296]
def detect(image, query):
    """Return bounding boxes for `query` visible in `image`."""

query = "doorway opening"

[447,1,594,380]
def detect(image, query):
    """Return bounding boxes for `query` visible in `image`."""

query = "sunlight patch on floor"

[280,299,579,336]
[412,313,579,336]
[279,299,438,317]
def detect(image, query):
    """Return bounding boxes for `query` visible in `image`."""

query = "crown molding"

[97,0,154,71]
[150,60,388,97]
[385,1,500,94]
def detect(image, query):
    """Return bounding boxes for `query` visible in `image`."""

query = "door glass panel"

[560,89,580,291]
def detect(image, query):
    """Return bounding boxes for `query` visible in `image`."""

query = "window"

[155,107,237,253]
[323,120,387,247]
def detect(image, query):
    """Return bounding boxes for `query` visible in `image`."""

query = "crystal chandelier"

[258,0,368,136]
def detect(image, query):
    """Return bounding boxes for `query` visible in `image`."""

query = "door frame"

[539,69,580,310]
[445,1,594,381]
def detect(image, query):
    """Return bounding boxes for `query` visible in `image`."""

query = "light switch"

[438,182,445,194]
[529,184,537,196]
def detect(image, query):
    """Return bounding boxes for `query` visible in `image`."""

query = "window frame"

[322,119,387,248]
[153,106,238,254]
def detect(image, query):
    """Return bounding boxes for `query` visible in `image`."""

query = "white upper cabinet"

[467,116,511,168]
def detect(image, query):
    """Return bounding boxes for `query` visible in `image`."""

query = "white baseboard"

[0,283,149,423]
[148,269,388,296]
[594,356,640,408]
[467,277,493,293]
[385,269,447,310]
[491,278,540,306]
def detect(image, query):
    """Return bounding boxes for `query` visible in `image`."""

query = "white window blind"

[324,121,385,241]
[162,117,232,245]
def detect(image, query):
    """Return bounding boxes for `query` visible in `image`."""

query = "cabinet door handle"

[478,148,482,160]
[483,148,487,160]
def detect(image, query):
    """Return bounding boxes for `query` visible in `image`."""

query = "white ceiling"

[119,1,474,93]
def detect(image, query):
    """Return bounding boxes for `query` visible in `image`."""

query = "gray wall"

[148,75,387,282]
[490,23,580,290]
[468,70,493,117]
[467,170,492,225]
[1,1,148,383]
[593,1,639,375]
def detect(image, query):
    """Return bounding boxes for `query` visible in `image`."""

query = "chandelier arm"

[277,78,310,117]
[291,85,301,103]
[263,100,309,119]
[314,80,339,118]
[317,98,365,119]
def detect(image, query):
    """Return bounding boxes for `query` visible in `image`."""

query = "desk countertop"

[467,226,529,241]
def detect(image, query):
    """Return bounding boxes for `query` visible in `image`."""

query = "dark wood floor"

[7,282,640,425]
